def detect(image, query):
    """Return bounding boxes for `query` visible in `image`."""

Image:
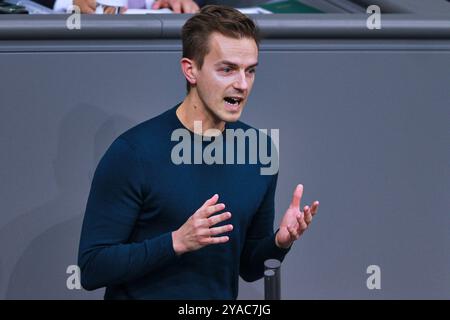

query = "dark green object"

[260,0,322,13]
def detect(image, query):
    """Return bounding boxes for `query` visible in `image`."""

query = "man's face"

[194,32,258,123]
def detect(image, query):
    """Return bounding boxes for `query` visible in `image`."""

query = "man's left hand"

[275,184,319,249]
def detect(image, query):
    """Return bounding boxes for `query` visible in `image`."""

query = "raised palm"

[276,184,319,248]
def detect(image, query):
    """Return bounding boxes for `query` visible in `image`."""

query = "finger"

[203,235,229,245]
[152,0,161,9]
[202,203,225,218]
[300,218,308,231]
[103,6,116,14]
[119,6,127,13]
[188,2,199,13]
[180,2,190,13]
[288,225,299,240]
[84,6,95,13]
[183,1,197,13]
[80,2,95,13]
[297,214,307,231]
[200,194,219,211]
[153,0,170,9]
[206,224,233,236]
[310,201,320,215]
[304,206,312,224]
[88,0,96,10]
[74,0,95,12]
[207,211,231,226]
[291,184,303,209]
[171,0,182,13]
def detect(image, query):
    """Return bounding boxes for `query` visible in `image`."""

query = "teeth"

[225,97,242,105]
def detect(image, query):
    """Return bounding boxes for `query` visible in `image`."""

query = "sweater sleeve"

[78,138,178,291]
[239,173,291,282]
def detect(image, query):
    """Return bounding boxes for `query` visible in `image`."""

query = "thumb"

[152,0,161,9]
[291,184,303,209]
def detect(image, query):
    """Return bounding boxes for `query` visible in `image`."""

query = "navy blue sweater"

[78,104,290,299]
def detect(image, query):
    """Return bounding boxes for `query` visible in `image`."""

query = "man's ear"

[181,57,197,86]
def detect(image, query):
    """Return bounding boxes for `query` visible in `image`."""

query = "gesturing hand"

[275,184,319,249]
[172,194,233,255]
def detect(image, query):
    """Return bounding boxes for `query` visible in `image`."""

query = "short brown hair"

[181,5,260,92]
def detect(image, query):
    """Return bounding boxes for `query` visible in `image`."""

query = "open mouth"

[224,96,243,107]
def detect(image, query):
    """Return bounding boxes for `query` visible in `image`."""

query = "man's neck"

[176,91,225,136]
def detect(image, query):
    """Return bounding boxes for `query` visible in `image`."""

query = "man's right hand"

[74,0,96,13]
[172,194,233,255]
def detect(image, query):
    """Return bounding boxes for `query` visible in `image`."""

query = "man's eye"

[247,69,256,74]
[222,68,232,73]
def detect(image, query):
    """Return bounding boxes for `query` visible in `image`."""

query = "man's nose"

[233,71,249,91]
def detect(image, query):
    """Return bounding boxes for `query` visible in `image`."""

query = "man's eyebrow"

[215,61,259,69]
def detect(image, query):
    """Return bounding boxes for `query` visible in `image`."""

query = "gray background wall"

[1,18,449,299]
